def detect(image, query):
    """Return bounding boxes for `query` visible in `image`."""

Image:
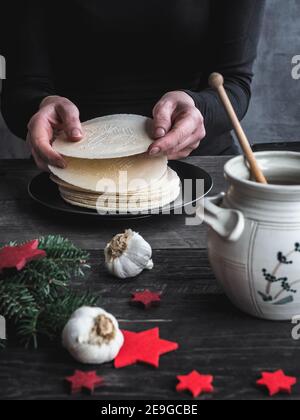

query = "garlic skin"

[62,307,124,364]
[104,229,154,279]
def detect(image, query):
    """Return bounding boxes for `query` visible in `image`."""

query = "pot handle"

[203,193,245,242]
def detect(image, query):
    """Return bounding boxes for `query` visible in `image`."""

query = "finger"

[152,99,176,139]
[31,148,50,172]
[29,115,66,168]
[168,140,200,159]
[55,99,83,141]
[34,140,66,169]
[168,147,195,161]
[150,116,195,155]
[170,138,201,156]
[168,125,205,154]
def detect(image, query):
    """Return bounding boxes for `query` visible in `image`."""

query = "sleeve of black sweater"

[1,0,55,139]
[184,0,266,139]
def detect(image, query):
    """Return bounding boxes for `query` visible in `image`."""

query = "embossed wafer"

[52,114,154,159]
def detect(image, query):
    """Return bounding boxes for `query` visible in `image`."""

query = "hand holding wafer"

[150,91,206,160]
[27,96,83,171]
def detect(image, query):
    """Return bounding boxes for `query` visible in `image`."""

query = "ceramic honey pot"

[204,151,300,321]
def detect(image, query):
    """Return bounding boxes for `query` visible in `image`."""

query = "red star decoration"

[0,239,46,273]
[131,289,162,309]
[114,327,179,369]
[257,370,297,396]
[176,371,214,398]
[65,370,103,394]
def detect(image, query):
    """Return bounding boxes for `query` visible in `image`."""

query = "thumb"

[55,100,83,141]
[152,99,175,140]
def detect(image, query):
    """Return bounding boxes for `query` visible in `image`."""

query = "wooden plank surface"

[0,158,299,401]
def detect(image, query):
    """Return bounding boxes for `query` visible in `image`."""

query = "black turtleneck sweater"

[1,0,265,154]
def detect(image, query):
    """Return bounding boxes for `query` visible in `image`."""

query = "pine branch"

[38,235,89,267]
[37,292,99,341]
[1,235,90,307]
[17,311,39,349]
[0,235,98,348]
[17,292,98,347]
[0,281,36,321]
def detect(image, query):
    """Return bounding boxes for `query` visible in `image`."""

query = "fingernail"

[155,128,166,138]
[57,160,66,169]
[71,128,82,138]
[150,147,161,156]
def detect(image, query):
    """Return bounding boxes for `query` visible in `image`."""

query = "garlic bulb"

[104,229,154,279]
[62,307,124,364]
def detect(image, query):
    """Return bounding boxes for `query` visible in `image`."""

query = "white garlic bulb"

[62,306,124,364]
[104,229,154,279]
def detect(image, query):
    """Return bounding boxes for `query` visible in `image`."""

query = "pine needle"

[0,235,99,348]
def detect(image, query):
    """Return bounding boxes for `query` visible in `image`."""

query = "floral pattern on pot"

[258,243,300,305]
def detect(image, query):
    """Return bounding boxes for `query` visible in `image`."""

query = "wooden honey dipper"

[209,72,267,184]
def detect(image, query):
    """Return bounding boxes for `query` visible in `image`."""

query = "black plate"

[28,161,213,220]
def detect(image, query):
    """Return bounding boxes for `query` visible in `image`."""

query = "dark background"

[0,0,300,158]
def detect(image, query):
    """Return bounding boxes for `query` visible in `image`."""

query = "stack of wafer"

[49,114,181,213]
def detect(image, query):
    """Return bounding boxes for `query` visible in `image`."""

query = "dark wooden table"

[0,158,299,401]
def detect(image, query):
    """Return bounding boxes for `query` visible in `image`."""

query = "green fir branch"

[0,235,99,348]
[0,281,36,321]
[37,292,98,341]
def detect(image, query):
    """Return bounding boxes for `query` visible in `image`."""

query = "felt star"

[114,327,179,369]
[0,239,46,273]
[176,371,214,398]
[65,370,103,394]
[131,289,162,309]
[257,370,297,396]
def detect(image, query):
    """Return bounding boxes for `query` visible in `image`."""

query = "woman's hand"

[149,91,206,160]
[27,96,83,171]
